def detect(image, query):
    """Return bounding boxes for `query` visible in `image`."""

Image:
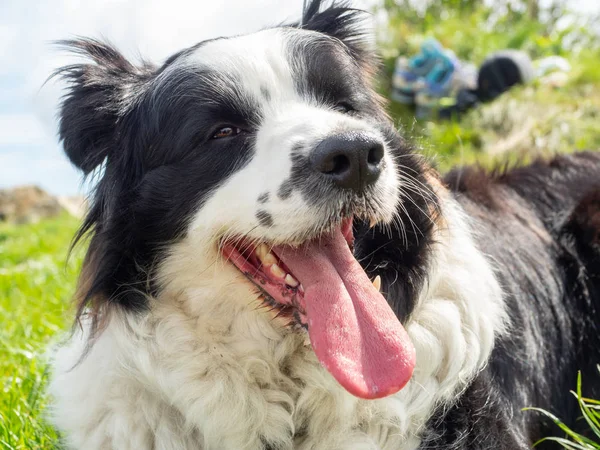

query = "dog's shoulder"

[419,371,531,450]
[443,151,600,216]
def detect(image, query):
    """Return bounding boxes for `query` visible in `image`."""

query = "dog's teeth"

[270,263,286,279]
[256,245,277,265]
[263,253,277,265]
[285,274,299,287]
[372,275,381,292]
[369,218,377,229]
[255,243,269,259]
[298,284,305,294]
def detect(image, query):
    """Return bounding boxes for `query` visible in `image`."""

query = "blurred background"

[0,0,599,447]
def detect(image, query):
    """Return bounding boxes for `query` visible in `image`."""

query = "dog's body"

[49,2,600,449]
[424,155,600,449]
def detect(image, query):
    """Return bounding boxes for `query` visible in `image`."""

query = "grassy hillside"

[0,214,81,449]
[377,0,600,171]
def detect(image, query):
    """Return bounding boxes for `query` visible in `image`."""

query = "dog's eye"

[212,127,241,139]
[332,102,355,114]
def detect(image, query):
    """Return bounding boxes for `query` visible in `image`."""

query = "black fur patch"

[256,210,274,227]
[352,125,438,322]
[278,180,294,200]
[257,192,270,204]
[287,26,381,119]
[429,152,600,448]
[300,0,374,68]
[54,39,155,174]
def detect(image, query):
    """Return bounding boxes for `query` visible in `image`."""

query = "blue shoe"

[415,51,477,118]
[392,38,444,104]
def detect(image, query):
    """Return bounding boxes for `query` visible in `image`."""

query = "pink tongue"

[275,229,415,399]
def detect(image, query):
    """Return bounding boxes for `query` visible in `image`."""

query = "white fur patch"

[49,191,505,449]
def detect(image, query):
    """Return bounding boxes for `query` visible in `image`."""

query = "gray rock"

[0,185,67,224]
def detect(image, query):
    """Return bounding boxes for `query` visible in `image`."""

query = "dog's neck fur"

[50,192,505,450]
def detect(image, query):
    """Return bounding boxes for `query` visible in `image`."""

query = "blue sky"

[0,0,597,195]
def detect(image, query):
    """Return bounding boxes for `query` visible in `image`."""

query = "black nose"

[310,132,384,193]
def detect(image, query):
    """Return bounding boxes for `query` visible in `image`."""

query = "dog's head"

[58,1,438,399]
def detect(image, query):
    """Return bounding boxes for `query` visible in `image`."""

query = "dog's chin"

[221,214,417,400]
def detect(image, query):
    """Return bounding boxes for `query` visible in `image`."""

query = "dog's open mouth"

[222,218,416,400]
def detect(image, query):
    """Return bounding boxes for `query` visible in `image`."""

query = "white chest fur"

[49,197,505,450]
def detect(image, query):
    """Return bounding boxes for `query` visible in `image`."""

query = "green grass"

[0,214,82,449]
[526,369,600,449]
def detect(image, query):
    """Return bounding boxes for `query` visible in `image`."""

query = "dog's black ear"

[54,39,151,175]
[301,0,373,66]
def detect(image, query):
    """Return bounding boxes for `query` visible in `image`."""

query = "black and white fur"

[49,2,600,449]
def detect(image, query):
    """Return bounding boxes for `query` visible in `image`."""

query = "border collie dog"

[49,1,600,449]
